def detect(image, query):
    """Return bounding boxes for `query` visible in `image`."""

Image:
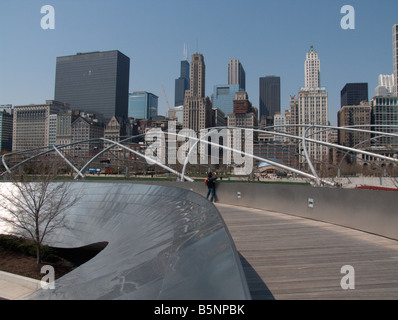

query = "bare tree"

[0,159,80,264]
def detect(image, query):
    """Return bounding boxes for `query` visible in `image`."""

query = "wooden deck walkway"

[216,203,398,300]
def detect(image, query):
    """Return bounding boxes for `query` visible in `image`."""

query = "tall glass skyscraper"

[128,92,158,120]
[175,59,190,107]
[55,50,130,120]
[259,76,280,119]
[0,110,13,152]
[212,84,242,116]
[340,83,369,107]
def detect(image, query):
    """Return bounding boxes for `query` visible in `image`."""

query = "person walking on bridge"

[205,172,218,202]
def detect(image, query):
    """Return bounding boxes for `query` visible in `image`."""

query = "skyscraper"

[295,46,329,164]
[228,59,246,91]
[55,50,130,121]
[393,24,398,96]
[371,95,398,145]
[340,83,369,107]
[212,84,242,115]
[189,53,205,98]
[305,46,320,90]
[174,46,190,107]
[227,91,258,128]
[259,76,280,119]
[183,53,212,131]
[0,109,13,152]
[128,92,158,120]
[377,74,395,95]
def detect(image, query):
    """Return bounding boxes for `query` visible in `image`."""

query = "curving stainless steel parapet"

[0,182,250,300]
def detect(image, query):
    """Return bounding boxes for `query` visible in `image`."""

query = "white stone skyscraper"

[296,46,329,166]
[376,74,395,96]
[304,46,321,90]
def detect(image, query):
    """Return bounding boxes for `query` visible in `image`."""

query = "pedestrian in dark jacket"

[206,172,217,202]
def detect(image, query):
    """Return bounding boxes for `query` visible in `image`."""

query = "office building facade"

[55,50,130,120]
[175,58,190,107]
[227,91,258,128]
[338,102,372,148]
[259,76,280,119]
[296,46,329,163]
[371,95,398,146]
[378,74,395,95]
[128,92,158,120]
[71,116,104,159]
[341,83,369,108]
[0,110,13,152]
[228,59,246,91]
[212,84,242,116]
[12,100,69,151]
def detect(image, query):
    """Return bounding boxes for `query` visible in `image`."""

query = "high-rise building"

[259,76,280,119]
[56,109,81,147]
[54,50,130,121]
[305,46,320,90]
[295,46,329,164]
[273,111,291,143]
[337,101,372,148]
[183,53,212,131]
[189,53,205,98]
[12,100,69,151]
[227,91,258,128]
[378,74,395,95]
[175,46,190,107]
[371,95,398,146]
[212,84,242,116]
[128,92,158,120]
[228,59,246,91]
[289,95,299,138]
[0,109,13,152]
[212,108,226,127]
[341,83,369,108]
[393,24,398,96]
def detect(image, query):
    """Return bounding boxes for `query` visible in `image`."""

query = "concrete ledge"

[0,271,41,300]
[0,271,41,290]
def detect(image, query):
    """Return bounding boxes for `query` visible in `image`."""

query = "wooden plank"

[217,203,398,300]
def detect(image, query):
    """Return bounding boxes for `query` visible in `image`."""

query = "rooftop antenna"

[183,44,187,61]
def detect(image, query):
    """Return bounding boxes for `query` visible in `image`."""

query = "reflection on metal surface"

[0,182,250,300]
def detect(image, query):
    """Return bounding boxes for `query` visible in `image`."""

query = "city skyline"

[1,1,397,126]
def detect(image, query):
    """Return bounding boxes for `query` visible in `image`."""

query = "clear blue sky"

[1,0,397,125]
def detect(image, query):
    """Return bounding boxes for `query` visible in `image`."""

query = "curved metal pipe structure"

[2,124,398,187]
[302,126,320,186]
[100,137,194,182]
[53,145,84,179]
